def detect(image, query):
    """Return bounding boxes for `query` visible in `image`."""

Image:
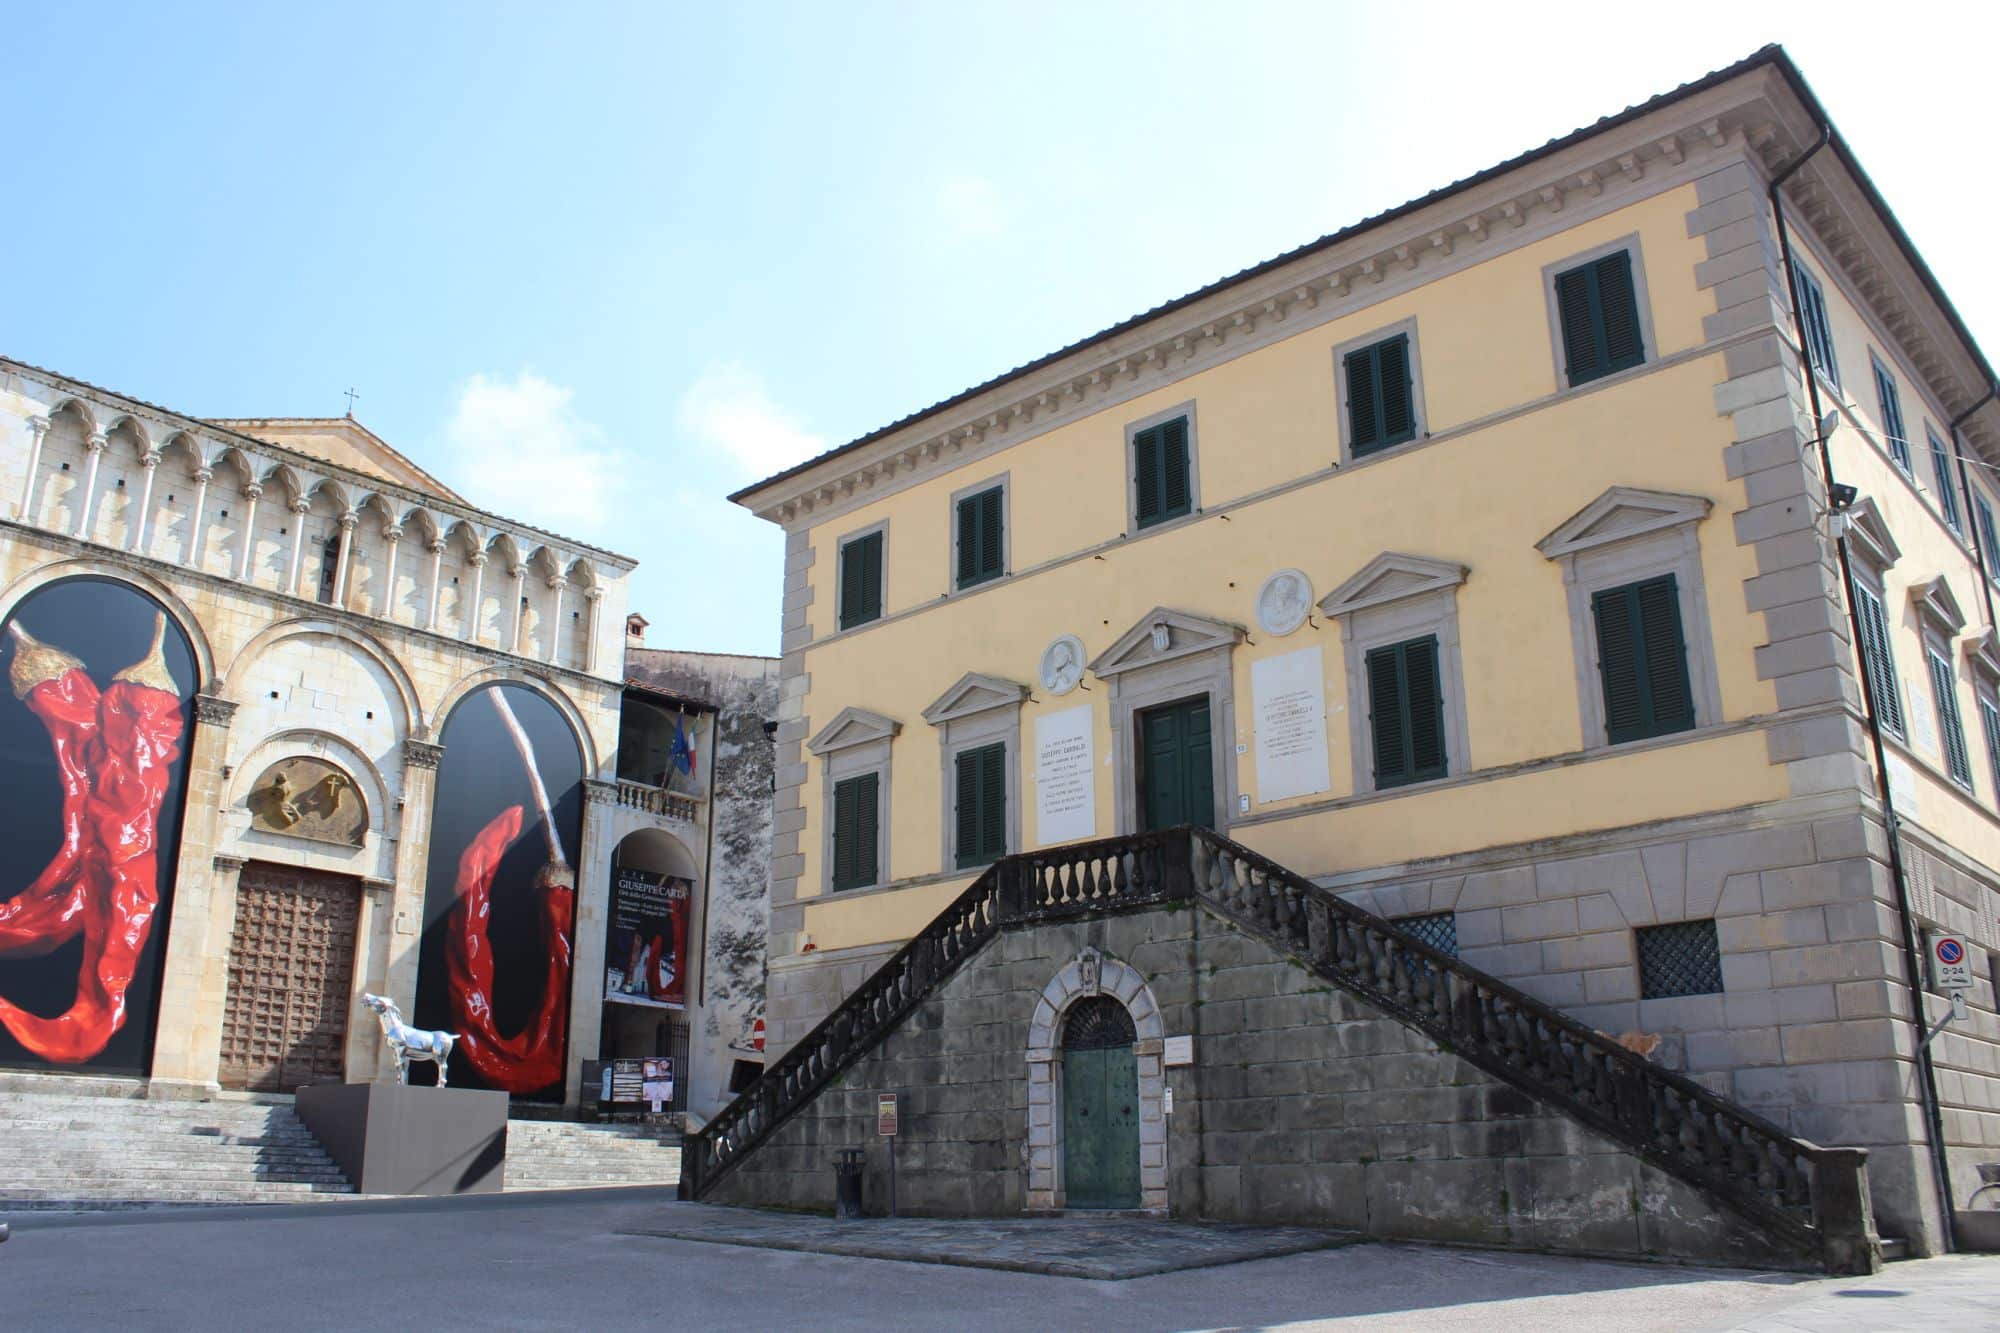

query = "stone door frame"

[1025,948,1168,1213]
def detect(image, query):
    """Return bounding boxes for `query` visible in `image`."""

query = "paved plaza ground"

[4,1189,1995,1330]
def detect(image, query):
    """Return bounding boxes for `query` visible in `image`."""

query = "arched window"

[1061,996,1135,1050]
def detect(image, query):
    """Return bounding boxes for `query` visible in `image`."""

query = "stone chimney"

[626,612,649,647]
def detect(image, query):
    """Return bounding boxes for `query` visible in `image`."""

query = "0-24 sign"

[1929,931,1973,993]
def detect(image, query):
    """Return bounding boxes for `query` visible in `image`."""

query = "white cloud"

[936,174,1005,236]
[443,371,623,535]
[677,362,826,479]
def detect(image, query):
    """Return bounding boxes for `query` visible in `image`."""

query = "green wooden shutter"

[831,771,880,890]
[1796,268,1840,387]
[1345,342,1382,452]
[1636,577,1696,734]
[1874,360,1911,471]
[1930,651,1973,787]
[954,741,1006,867]
[1554,267,1601,385]
[1132,418,1191,529]
[1377,334,1415,444]
[955,486,1004,590]
[840,531,883,629]
[1346,335,1415,456]
[1593,576,1694,744]
[1980,697,2000,798]
[1555,251,1645,387]
[1367,637,1446,787]
[1366,645,1408,786]
[1595,251,1644,373]
[1929,431,1963,532]
[977,486,1003,581]
[1978,496,2000,584]
[1852,583,1905,738]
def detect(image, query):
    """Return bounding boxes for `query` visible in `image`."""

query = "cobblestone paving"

[620,1204,1359,1277]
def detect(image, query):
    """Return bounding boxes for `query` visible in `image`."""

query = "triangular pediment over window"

[922,672,1029,725]
[1843,497,1901,571]
[807,706,902,756]
[1089,607,1244,678]
[1537,486,1713,560]
[1318,552,1469,620]
[1909,576,1968,638]
[1966,629,2000,687]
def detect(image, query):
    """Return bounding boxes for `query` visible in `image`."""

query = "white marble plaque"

[1884,751,1920,819]
[1035,705,1096,845]
[1252,646,1331,804]
[1163,1034,1194,1066]
[1905,676,1938,758]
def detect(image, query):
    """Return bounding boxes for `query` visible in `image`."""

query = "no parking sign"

[1929,932,1973,993]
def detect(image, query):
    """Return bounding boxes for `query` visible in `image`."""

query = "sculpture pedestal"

[296,1081,508,1195]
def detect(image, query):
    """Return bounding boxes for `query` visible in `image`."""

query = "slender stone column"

[382,738,445,1018]
[183,468,214,569]
[379,523,403,619]
[148,695,240,1099]
[73,431,107,538]
[546,576,568,665]
[510,564,527,653]
[564,779,621,1106]
[347,877,399,1081]
[584,586,604,673]
[464,551,488,643]
[17,415,49,520]
[425,540,446,630]
[285,498,310,595]
[128,451,160,553]
[331,510,359,606]
[234,483,263,582]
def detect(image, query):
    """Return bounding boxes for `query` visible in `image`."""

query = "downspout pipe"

[1769,126,1957,1254]
[1949,388,1999,631]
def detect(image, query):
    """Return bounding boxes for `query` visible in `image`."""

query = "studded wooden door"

[218,863,362,1092]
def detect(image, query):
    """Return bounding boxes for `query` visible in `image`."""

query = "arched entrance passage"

[1025,948,1169,1213]
[600,829,699,1100]
[1060,996,1140,1209]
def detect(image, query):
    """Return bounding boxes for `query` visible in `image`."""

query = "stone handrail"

[616,779,701,822]
[679,825,1876,1272]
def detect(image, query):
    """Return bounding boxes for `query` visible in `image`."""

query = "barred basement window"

[1393,910,1458,958]
[1636,920,1723,999]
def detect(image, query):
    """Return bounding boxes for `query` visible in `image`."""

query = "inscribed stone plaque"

[1035,705,1096,845]
[245,756,367,847]
[1163,1034,1193,1066]
[1251,646,1331,804]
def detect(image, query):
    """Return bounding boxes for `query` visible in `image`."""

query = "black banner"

[0,578,197,1076]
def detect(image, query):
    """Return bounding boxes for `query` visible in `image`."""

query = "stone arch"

[1024,947,1168,1213]
[613,826,701,879]
[432,666,601,775]
[221,617,423,739]
[32,399,97,534]
[0,559,219,689]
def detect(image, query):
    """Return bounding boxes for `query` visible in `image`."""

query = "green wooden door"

[1139,696,1214,831]
[1061,1046,1140,1209]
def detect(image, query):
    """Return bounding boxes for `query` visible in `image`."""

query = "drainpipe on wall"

[1769,126,1956,1254]
[1949,389,2000,632]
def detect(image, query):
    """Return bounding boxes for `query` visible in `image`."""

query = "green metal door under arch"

[1060,996,1140,1209]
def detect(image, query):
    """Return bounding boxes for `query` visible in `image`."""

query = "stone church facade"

[0,355,681,1109]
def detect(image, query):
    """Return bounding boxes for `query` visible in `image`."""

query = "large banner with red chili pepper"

[414,683,584,1100]
[0,578,196,1077]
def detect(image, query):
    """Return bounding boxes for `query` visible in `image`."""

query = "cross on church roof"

[342,386,360,417]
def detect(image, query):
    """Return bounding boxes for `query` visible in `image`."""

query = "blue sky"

[5,3,1995,655]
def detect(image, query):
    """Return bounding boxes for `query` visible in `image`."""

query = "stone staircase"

[0,1081,683,1211]
[502,1120,682,1191]
[0,1086,355,1211]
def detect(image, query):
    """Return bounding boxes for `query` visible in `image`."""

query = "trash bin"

[833,1148,866,1219]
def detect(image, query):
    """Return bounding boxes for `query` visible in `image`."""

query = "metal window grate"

[1392,910,1459,958]
[1637,919,1723,999]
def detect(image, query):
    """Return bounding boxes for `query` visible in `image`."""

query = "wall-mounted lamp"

[1829,483,1858,511]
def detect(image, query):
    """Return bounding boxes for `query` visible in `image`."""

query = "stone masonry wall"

[707,900,1806,1269]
